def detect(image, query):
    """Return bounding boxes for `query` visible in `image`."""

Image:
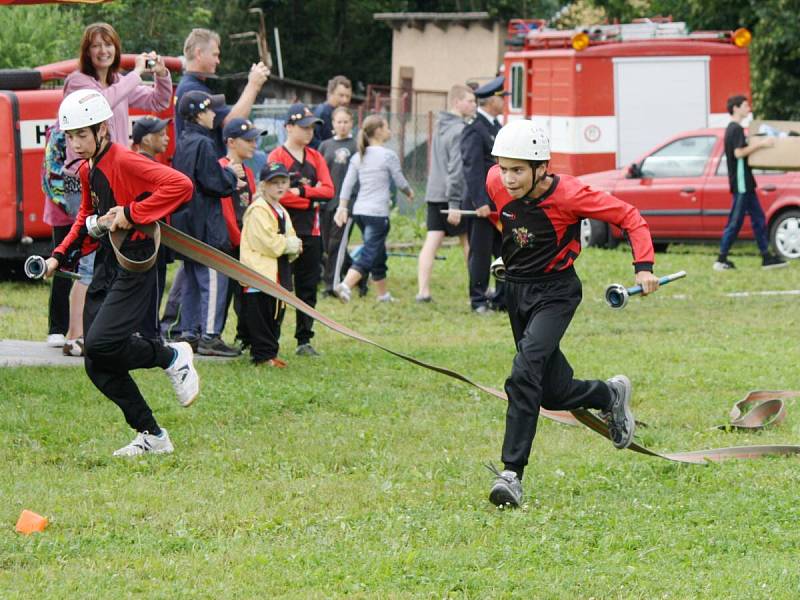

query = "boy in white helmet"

[44,89,199,457]
[484,119,659,508]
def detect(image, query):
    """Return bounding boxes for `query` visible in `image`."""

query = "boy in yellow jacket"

[240,162,303,367]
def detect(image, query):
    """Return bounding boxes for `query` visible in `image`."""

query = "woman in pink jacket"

[55,22,173,356]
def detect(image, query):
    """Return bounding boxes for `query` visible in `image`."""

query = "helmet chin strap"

[89,124,106,160]
[523,166,547,198]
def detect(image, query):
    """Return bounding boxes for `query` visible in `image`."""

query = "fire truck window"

[510,63,524,111]
[640,136,716,178]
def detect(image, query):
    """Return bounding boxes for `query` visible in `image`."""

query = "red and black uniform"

[485,165,654,478]
[52,142,193,435]
[267,145,334,346]
[219,157,256,346]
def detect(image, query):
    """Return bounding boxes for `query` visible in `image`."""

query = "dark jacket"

[460,112,501,210]
[172,122,239,251]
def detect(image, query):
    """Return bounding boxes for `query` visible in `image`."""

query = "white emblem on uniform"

[334,148,351,164]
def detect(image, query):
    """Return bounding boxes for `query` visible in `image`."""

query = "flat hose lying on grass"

[136,221,800,465]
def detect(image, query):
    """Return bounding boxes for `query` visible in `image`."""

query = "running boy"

[44,90,198,457]
[268,103,334,357]
[485,120,659,508]
[240,162,303,367]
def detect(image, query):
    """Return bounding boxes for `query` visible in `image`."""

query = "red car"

[578,128,800,260]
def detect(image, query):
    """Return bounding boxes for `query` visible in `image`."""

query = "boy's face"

[227,136,257,160]
[332,112,353,138]
[196,108,215,130]
[498,157,535,199]
[142,129,169,154]
[263,176,289,200]
[65,123,107,158]
[454,93,476,118]
[286,123,314,146]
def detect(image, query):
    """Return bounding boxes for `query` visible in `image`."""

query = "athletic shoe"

[62,338,84,357]
[713,259,736,271]
[334,282,351,304]
[256,357,287,368]
[174,334,199,353]
[486,463,523,508]
[198,336,241,357]
[358,280,369,298]
[165,342,200,407]
[473,304,490,315]
[762,254,788,270]
[46,333,66,347]
[376,292,395,303]
[415,294,433,303]
[295,343,320,357]
[606,375,635,449]
[112,429,174,457]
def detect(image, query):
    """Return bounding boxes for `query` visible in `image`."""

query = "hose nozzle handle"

[605,270,687,310]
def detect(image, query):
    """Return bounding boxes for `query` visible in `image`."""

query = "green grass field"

[2,240,800,599]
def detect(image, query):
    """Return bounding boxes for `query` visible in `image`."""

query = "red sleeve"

[485,164,508,232]
[123,152,193,224]
[565,178,655,270]
[268,147,311,210]
[217,157,241,247]
[302,149,334,202]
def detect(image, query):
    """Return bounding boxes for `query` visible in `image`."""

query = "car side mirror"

[626,162,642,179]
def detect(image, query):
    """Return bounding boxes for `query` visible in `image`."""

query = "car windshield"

[640,136,716,178]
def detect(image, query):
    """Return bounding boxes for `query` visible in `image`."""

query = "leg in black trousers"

[83,250,175,434]
[501,275,612,478]
[467,216,496,310]
[245,292,285,363]
[48,225,73,336]
[292,235,322,346]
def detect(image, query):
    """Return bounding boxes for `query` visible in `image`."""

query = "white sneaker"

[165,342,199,407]
[113,429,174,457]
[46,333,66,347]
[334,282,351,304]
[376,292,395,303]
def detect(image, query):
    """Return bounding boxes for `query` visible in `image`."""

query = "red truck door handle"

[761,184,777,192]
[681,187,696,194]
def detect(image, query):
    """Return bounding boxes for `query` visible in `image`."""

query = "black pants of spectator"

[292,235,322,345]
[48,225,73,336]
[160,263,185,339]
[137,247,168,341]
[244,292,285,362]
[468,216,505,310]
[320,207,352,291]
[502,270,612,479]
[83,245,174,434]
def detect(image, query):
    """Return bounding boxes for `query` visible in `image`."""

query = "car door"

[613,135,717,237]
[704,156,786,239]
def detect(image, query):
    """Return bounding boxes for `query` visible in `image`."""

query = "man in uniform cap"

[460,74,509,313]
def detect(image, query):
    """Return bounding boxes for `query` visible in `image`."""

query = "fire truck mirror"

[626,163,642,179]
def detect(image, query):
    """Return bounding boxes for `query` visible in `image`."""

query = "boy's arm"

[300,152,335,202]
[121,153,194,225]
[445,135,465,209]
[571,185,655,272]
[194,139,238,198]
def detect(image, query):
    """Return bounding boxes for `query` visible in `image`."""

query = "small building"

[373,11,506,115]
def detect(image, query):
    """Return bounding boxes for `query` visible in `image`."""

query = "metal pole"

[273,27,284,79]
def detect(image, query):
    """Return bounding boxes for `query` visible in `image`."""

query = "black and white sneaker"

[713,258,736,271]
[762,253,788,270]
[486,464,523,508]
[165,342,200,407]
[113,429,174,457]
[606,375,635,449]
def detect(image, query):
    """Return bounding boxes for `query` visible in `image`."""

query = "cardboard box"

[748,119,800,170]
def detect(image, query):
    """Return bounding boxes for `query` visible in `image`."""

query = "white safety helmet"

[491,119,551,161]
[58,89,113,131]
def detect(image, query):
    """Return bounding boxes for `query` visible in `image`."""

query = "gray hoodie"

[424,111,467,209]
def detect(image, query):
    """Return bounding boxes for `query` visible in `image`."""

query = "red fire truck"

[502,20,754,176]
[0,56,179,264]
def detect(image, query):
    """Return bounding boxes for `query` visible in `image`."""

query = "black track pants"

[83,247,175,433]
[292,235,322,345]
[501,272,612,478]
[468,217,503,309]
[48,225,73,335]
[244,292,285,362]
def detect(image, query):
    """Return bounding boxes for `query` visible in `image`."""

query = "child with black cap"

[132,116,171,160]
[240,162,303,367]
[267,103,334,357]
[171,90,242,357]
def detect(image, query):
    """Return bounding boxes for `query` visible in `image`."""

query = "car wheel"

[770,209,800,260]
[580,219,608,248]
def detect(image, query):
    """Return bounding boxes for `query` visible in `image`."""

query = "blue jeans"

[719,191,769,257]
[180,260,229,339]
[353,215,390,281]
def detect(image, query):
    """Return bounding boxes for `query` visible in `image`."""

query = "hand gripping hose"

[144,220,800,465]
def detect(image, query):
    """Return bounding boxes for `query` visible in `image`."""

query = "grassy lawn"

[1,239,800,598]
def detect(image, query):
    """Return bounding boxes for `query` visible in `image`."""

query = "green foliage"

[2,244,800,597]
[0,6,82,69]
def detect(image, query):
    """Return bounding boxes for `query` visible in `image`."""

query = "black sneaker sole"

[609,375,635,449]
[762,262,789,270]
[489,484,520,508]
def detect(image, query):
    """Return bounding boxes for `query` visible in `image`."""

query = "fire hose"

[30,221,800,464]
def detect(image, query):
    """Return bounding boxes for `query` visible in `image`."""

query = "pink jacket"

[63,69,173,168]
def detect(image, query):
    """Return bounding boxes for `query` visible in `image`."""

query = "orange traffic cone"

[15,510,48,534]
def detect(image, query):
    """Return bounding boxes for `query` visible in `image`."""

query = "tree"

[0,6,81,69]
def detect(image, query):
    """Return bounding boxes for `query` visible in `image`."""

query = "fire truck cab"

[502,20,753,177]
